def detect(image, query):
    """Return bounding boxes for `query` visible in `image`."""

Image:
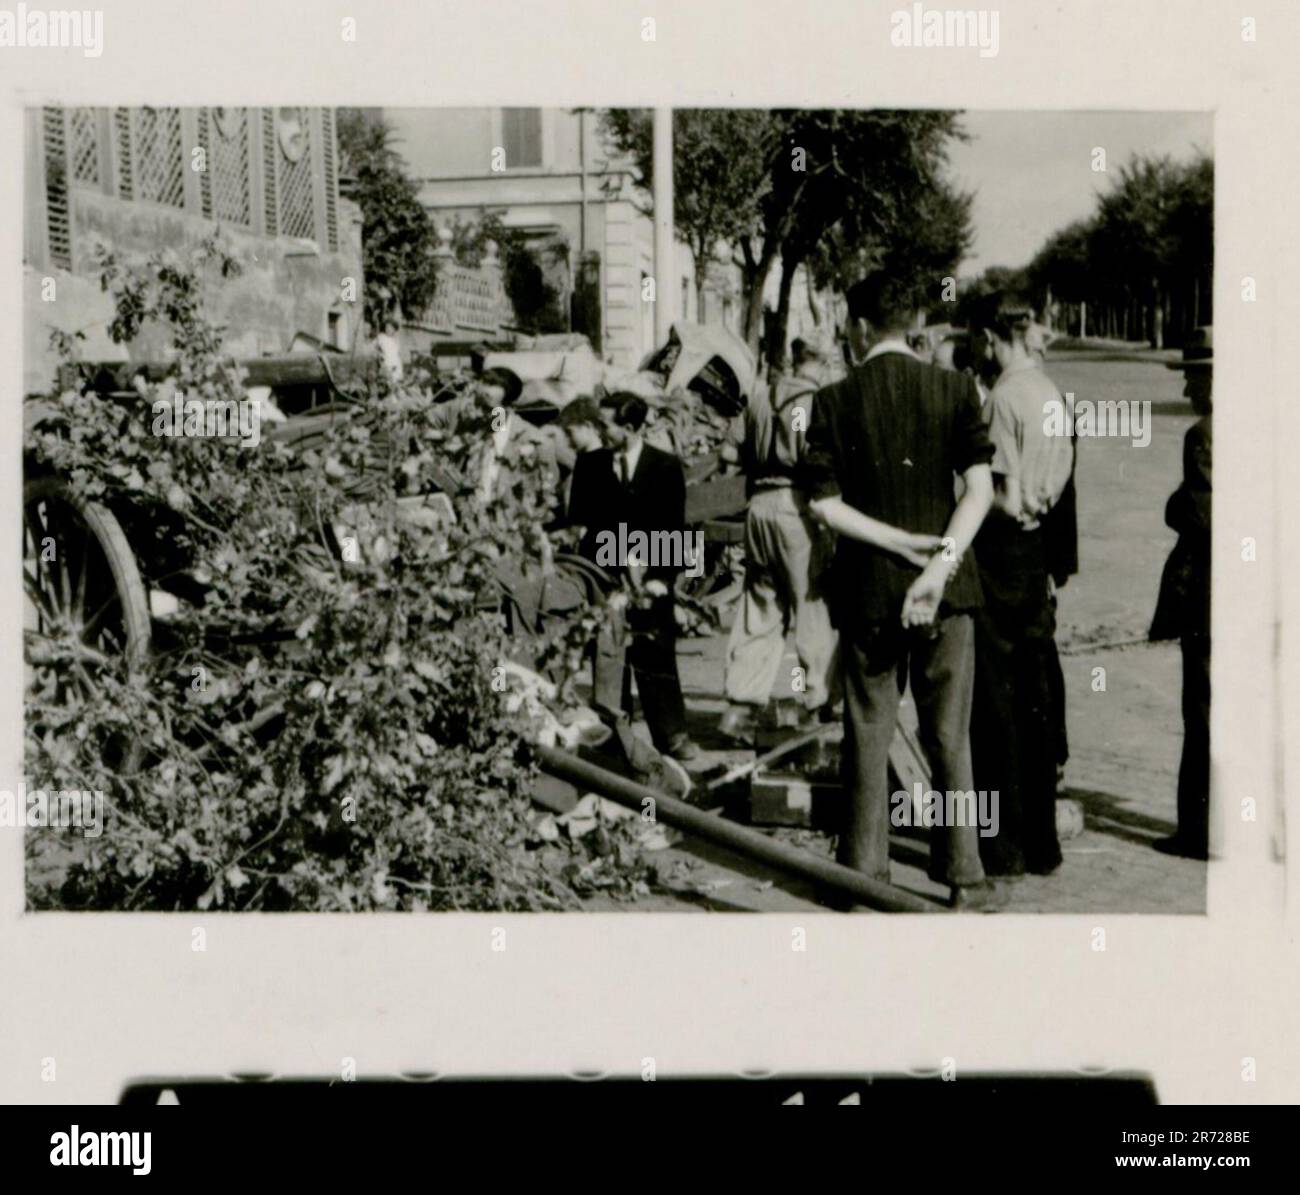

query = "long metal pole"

[652,107,675,346]
[577,107,587,259]
[534,744,941,913]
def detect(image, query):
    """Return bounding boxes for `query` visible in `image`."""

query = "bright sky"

[946,111,1213,276]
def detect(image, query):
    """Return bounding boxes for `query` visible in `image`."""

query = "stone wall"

[24,107,365,395]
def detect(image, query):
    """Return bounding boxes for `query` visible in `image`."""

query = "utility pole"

[652,107,674,346]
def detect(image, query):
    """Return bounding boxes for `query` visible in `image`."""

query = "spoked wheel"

[23,476,151,773]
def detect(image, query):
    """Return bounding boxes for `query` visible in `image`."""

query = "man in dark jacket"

[1150,328,1213,859]
[802,277,997,909]
[567,392,698,764]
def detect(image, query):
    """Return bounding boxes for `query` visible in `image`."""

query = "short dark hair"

[846,275,916,334]
[478,366,523,407]
[968,292,1035,343]
[947,336,975,374]
[599,391,649,432]
[556,396,603,431]
[790,337,825,368]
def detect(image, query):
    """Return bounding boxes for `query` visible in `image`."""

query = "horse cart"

[23,342,752,772]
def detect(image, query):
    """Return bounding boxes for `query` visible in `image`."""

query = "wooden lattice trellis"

[114,108,133,200]
[199,106,252,227]
[261,108,278,236]
[196,108,212,218]
[276,107,315,241]
[320,107,338,251]
[421,263,511,334]
[68,107,99,186]
[133,107,184,209]
[38,105,342,274]
[42,107,71,269]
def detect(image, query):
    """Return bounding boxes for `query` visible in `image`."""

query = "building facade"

[24,106,364,394]
[378,107,744,371]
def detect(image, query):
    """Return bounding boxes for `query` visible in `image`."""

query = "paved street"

[588,345,1208,913]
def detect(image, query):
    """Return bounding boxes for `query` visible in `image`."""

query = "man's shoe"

[1152,834,1208,860]
[664,735,701,763]
[947,880,1005,912]
[715,707,756,745]
[632,752,691,800]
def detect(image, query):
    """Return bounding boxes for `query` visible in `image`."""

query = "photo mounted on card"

[1,0,1294,1118]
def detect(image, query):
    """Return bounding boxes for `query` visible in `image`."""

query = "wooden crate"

[749,772,843,829]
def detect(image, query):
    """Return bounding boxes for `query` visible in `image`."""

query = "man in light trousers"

[719,337,838,740]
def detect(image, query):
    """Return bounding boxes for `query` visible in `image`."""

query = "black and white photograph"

[1,0,1298,1158]
[19,104,1215,914]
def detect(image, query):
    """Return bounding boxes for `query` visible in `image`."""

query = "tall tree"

[812,174,975,335]
[337,109,442,331]
[1018,151,1213,345]
[766,110,970,363]
[1091,155,1187,348]
[603,108,971,359]
[600,109,779,317]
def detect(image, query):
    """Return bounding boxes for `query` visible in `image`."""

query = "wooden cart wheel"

[23,476,151,771]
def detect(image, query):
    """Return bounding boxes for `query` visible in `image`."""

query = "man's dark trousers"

[591,594,687,753]
[838,615,986,888]
[970,517,1063,876]
[571,443,690,753]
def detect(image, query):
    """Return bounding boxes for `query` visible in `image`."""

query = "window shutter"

[42,107,71,270]
[321,107,338,251]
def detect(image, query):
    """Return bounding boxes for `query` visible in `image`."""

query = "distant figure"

[375,316,404,384]
[1150,328,1213,859]
[554,397,605,509]
[556,396,605,456]
[907,327,935,363]
[935,334,989,406]
[719,335,838,741]
[932,337,960,373]
[429,366,554,503]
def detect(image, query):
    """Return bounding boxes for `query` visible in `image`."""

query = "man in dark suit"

[1150,328,1213,859]
[802,277,998,909]
[567,392,698,764]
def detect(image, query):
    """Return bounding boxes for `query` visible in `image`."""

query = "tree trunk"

[740,241,777,357]
[1151,278,1164,349]
[805,268,822,326]
[769,250,800,375]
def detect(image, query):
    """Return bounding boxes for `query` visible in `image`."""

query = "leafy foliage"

[336,109,442,329]
[1013,151,1214,346]
[24,239,648,911]
[451,212,569,336]
[601,109,777,303]
[602,108,972,357]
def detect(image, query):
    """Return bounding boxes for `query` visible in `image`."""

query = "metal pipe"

[534,744,941,913]
[577,107,587,259]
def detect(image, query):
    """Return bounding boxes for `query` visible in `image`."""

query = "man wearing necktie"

[567,392,699,764]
